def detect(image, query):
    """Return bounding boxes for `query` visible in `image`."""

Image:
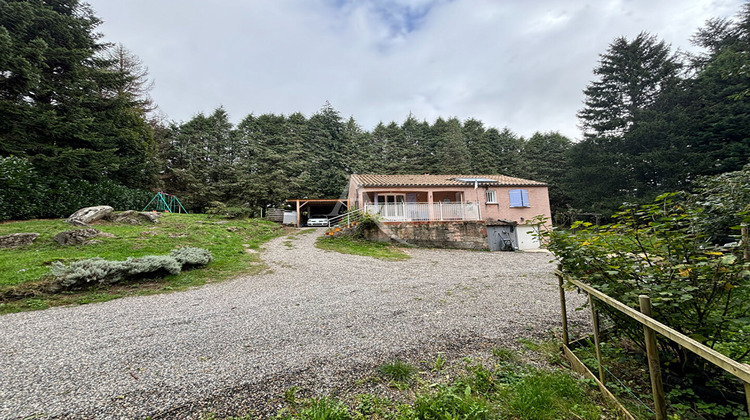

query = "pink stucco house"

[347,174,552,250]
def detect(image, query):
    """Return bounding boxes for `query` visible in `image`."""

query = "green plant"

[51,255,182,288]
[284,386,300,406]
[170,247,213,267]
[432,353,446,372]
[410,383,492,420]
[546,192,750,365]
[491,347,519,363]
[299,396,351,420]
[377,359,417,382]
[502,369,602,420]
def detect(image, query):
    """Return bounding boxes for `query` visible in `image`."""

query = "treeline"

[156,105,571,215]
[1,0,748,223]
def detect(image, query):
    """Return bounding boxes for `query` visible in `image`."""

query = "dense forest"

[1,0,748,223]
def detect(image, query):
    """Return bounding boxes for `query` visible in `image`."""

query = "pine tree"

[433,118,470,174]
[578,32,680,140]
[0,0,156,188]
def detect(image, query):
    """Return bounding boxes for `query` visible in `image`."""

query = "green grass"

[315,236,410,261]
[265,346,610,420]
[0,214,283,313]
[377,359,418,382]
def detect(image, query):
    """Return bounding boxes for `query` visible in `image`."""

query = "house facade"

[347,174,552,250]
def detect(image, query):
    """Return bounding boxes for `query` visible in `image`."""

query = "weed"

[377,359,417,382]
[491,347,519,363]
[284,386,299,406]
[432,353,446,372]
[300,396,351,420]
[410,383,492,420]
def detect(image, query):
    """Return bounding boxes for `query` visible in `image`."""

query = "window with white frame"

[485,190,497,204]
[509,189,529,207]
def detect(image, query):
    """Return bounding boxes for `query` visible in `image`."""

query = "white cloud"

[89,0,745,140]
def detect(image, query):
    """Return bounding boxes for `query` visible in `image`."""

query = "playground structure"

[142,192,188,214]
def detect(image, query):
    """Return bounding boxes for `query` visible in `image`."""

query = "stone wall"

[364,221,488,250]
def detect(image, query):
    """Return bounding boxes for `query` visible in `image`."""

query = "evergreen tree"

[434,118,470,174]
[462,118,494,173]
[519,132,572,215]
[578,32,680,140]
[0,0,156,188]
[307,102,349,197]
[486,127,524,176]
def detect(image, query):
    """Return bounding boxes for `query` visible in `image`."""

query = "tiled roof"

[350,174,547,187]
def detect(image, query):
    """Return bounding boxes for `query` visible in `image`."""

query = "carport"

[285,198,349,227]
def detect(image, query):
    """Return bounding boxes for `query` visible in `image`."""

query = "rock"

[138,212,161,223]
[0,233,40,249]
[54,228,102,246]
[66,206,114,225]
[112,210,141,223]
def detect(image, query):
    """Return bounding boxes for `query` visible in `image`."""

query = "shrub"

[546,192,750,366]
[205,201,227,215]
[51,247,211,288]
[170,247,213,267]
[52,256,182,288]
[205,201,252,219]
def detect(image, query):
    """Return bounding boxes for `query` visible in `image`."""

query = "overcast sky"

[87,0,745,140]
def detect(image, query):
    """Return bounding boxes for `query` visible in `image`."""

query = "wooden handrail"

[557,270,750,384]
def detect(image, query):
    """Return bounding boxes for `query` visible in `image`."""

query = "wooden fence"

[556,269,750,419]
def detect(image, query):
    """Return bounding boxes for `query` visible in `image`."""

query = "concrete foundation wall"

[364,221,489,250]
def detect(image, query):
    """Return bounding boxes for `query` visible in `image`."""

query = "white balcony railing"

[363,202,480,222]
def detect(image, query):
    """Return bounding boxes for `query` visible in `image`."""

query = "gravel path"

[0,229,588,419]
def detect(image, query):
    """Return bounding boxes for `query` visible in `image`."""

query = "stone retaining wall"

[364,221,488,250]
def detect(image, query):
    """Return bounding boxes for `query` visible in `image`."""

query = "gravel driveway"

[0,229,587,419]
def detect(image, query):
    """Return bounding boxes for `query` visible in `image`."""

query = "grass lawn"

[0,213,284,314]
[315,235,410,261]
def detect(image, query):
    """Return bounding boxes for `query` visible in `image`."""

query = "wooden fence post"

[589,294,605,383]
[742,226,749,261]
[639,295,667,420]
[745,381,750,418]
[557,269,569,346]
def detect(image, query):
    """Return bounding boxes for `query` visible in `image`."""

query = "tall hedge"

[0,156,152,221]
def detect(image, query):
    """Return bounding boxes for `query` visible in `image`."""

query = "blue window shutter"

[509,189,522,207]
[509,189,529,207]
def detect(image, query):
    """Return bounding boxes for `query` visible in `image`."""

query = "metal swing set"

[142,192,188,214]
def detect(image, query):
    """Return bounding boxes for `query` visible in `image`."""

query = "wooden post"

[296,200,300,228]
[639,295,667,420]
[557,270,569,346]
[589,294,606,383]
[742,226,749,261]
[744,381,750,418]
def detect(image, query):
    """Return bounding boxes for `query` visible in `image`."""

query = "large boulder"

[54,228,103,246]
[66,206,114,226]
[0,233,40,248]
[105,210,141,224]
[138,212,162,223]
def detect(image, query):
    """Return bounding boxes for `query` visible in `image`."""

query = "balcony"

[363,202,480,222]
